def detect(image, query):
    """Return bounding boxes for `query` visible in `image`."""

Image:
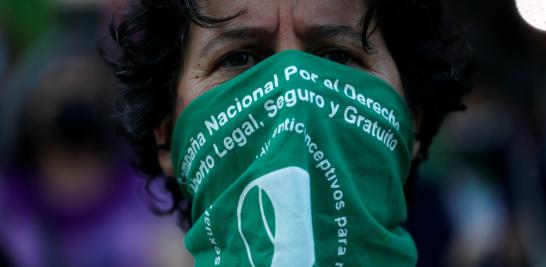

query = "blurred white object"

[516,0,546,31]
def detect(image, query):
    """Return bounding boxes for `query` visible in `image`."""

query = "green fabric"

[0,0,56,52]
[171,50,417,266]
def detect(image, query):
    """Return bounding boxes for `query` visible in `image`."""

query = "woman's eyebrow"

[199,27,274,58]
[303,25,363,43]
[199,25,364,58]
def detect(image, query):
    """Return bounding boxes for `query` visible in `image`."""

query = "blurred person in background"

[0,53,191,267]
[0,1,193,266]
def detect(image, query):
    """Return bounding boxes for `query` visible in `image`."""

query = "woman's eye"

[321,50,354,65]
[220,52,258,68]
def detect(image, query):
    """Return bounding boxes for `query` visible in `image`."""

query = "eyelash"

[315,48,364,66]
[214,49,264,71]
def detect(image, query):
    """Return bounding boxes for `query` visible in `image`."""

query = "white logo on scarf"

[237,166,315,267]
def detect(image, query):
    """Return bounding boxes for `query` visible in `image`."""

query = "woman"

[102,0,471,265]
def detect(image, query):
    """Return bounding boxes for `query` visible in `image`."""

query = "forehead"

[200,0,366,28]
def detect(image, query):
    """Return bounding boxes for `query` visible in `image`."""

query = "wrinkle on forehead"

[293,0,365,26]
[199,0,248,18]
[199,0,365,30]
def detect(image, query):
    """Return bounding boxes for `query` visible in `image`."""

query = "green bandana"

[171,50,417,266]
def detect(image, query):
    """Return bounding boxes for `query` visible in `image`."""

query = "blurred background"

[0,0,544,267]
[0,0,193,266]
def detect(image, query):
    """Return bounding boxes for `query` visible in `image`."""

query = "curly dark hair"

[100,0,472,227]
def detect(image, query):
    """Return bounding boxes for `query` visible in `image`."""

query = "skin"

[156,0,416,176]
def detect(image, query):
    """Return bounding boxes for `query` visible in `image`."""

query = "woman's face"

[156,0,408,175]
[175,0,403,114]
